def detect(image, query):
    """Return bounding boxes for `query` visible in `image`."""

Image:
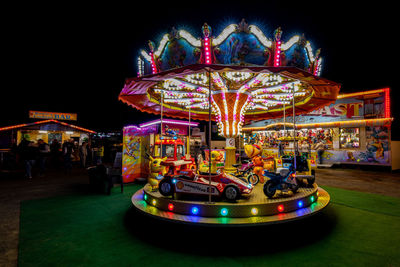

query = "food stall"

[243,88,393,167]
[0,119,95,148]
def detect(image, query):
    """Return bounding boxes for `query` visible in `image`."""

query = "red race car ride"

[158,170,253,201]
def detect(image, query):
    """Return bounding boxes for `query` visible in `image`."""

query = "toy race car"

[158,171,253,201]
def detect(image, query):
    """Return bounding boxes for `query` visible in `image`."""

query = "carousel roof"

[119,64,341,124]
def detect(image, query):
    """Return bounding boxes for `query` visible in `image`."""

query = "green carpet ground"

[19,184,400,267]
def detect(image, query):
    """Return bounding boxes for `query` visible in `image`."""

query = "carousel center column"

[224,137,237,173]
[211,91,250,173]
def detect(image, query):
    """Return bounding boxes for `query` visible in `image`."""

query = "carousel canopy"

[119,64,340,137]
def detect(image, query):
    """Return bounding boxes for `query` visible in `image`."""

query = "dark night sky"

[3,2,399,138]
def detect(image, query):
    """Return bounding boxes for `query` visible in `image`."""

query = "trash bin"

[87,164,112,194]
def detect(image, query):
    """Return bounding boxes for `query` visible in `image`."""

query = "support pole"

[292,86,297,172]
[208,70,212,203]
[283,102,286,137]
[187,106,191,158]
[160,92,163,157]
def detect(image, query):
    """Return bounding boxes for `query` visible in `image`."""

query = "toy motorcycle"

[281,155,315,187]
[232,160,259,185]
[263,166,299,198]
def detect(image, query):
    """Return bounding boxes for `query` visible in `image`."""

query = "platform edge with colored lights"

[132,184,330,225]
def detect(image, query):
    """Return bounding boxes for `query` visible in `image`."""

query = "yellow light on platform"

[251,208,258,215]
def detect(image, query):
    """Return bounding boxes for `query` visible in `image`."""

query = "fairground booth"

[242,88,394,168]
[122,119,200,183]
[0,111,95,165]
[119,19,342,225]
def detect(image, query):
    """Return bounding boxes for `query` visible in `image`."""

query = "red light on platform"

[168,203,174,211]
[277,205,284,212]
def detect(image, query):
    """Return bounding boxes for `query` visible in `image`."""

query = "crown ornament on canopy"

[138,19,322,77]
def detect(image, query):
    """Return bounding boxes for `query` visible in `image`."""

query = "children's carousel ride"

[119,19,340,225]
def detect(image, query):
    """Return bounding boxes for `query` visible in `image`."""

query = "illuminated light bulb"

[220,208,228,216]
[152,199,157,206]
[249,25,272,47]
[168,203,174,211]
[191,206,199,215]
[277,205,284,212]
[154,34,170,57]
[310,196,315,202]
[212,24,237,46]
[178,29,202,47]
[251,208,258,215]
[143,194,147,200]
[281,35,300,50]
[297,201,303,208]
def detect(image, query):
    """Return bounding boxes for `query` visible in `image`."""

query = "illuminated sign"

[29,111,77,121]
[309,102,363,118]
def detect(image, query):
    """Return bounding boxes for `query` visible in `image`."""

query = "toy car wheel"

[263,180,276,198]
[158,179,174,196]
[307,170,316,186]
[291,182,299,193]
[223,185,240,201]
[247,173,259,185]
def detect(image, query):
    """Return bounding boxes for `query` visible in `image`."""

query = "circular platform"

[132,183,330,226]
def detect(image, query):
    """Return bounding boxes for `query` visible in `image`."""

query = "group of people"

[17,138,105,179]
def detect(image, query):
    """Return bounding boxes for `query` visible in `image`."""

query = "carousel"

[119,19,340,225]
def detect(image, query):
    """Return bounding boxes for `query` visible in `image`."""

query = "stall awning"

[242,118,394,131]
[0,120,96,133]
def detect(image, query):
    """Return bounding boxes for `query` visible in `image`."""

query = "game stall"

[122,119,199,183]
[243,88,393,167]
[119,20,339,225]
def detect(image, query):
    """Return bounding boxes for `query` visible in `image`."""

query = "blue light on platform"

[191,206,199,215]
[220,208,228,216]
[297,200,303,208]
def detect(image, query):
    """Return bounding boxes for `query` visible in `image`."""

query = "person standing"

[72,141,80,163]
[37,139,50,176]
[80,142,88,168]
[96,143,104,165]
[199,141,207,162]
[62,139,74,173]
[50,139,61,168]
[314,140,325,164]
[19,140,38,179]
[278,140,284,157]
